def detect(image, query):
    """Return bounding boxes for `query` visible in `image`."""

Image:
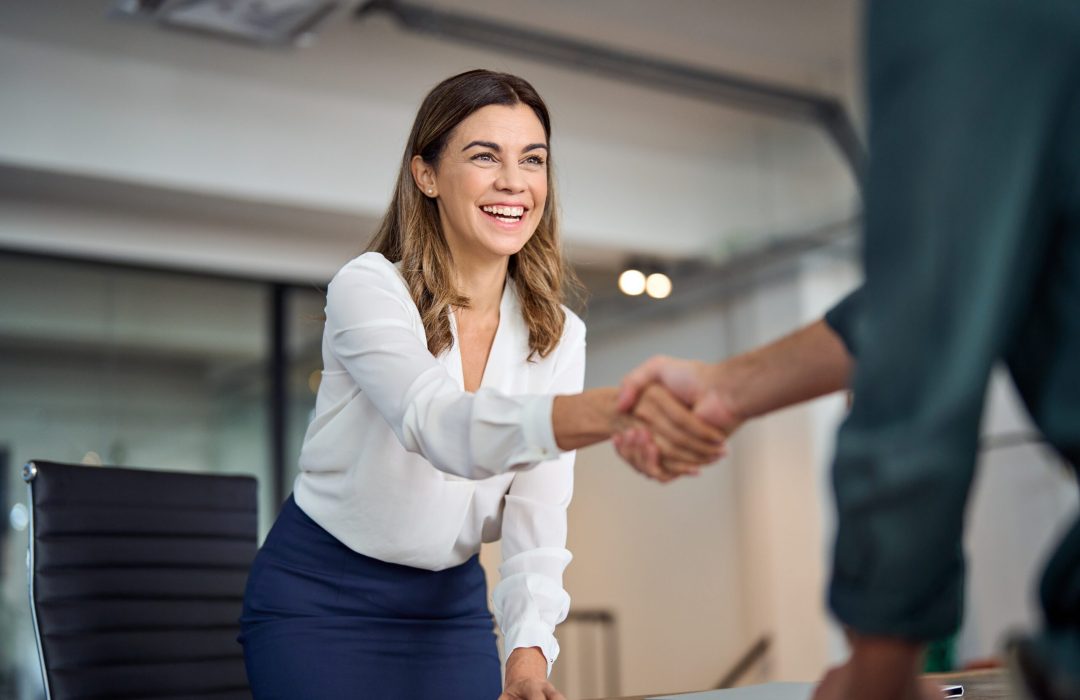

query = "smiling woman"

[237,70,726,700]
[417,109,547,259]
[373,70,566,362]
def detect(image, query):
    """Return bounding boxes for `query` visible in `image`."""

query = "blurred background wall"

[1,2,1075,698]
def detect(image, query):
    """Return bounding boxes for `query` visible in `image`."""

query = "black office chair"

[23,459,258,700]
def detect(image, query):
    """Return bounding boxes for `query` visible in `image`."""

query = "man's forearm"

[717,319,853,421]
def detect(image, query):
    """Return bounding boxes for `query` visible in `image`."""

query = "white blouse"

[293,252,584,673]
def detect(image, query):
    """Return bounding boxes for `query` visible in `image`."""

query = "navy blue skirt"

[239,495,501,699]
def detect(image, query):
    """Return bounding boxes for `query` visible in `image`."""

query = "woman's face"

[414,103,549,264]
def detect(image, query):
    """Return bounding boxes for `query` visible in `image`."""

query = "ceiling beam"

[356,0,866,182]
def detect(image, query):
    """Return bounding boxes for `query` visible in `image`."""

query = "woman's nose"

[494,163,526,192]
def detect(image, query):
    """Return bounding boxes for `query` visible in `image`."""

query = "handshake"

[608,355,743,483]
[569,319,853,482]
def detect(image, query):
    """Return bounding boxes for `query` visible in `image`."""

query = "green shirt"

[823,0,1080,640]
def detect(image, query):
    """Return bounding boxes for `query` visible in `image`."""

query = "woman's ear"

[411,155,437,198]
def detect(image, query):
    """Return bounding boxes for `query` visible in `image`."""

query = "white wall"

[566,304,745,697]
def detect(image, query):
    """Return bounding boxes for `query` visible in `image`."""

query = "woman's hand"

[499,678,565,700]
[614,383,728,482]
[500,648,565,700]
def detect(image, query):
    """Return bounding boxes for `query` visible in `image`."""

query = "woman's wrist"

[505,646,548,685]
[552,388,620,450]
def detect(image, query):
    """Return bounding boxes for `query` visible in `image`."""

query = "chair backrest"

[23,459,257,700]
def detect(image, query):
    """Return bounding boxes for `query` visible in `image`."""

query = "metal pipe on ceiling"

[355,0,866,182]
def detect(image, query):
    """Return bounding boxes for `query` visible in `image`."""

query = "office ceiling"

[0,1,860,288]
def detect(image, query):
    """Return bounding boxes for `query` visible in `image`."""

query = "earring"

[427,188,434,195]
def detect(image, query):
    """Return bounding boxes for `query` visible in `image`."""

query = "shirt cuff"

[519,394,560,464]
[493,565,572,677]
[503,622,561,677]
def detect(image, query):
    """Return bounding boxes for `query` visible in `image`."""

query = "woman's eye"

[523,155,546,166]
[472,153,496,163]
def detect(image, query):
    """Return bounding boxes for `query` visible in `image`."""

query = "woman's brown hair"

[368,69,579,360]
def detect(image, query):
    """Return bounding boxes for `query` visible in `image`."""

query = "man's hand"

[617,356,743,434]
[500,647,565,700]
[612,321,853,481]
[813,635,943,700]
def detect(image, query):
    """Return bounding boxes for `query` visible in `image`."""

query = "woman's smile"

[415,103,549,262]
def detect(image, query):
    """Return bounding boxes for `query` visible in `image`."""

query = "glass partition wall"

[0,251,323,699]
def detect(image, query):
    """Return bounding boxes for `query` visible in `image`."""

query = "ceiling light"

[645,272,672,299]
[618,269,646,296]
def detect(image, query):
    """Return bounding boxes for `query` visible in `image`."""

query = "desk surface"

[597,669,1014,700]
[926,671,1014,699]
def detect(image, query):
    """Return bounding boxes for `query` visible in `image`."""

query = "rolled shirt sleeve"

[823,286,864,358]
[324,253,561,480]
[493,314,585,674]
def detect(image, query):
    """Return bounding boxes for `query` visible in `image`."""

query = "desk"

[925,671,1014,699]
[596,669,1014,700]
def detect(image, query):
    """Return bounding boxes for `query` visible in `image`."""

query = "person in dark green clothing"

[613,1,1080,698]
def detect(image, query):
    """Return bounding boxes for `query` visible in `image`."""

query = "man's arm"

[614,318,854,478]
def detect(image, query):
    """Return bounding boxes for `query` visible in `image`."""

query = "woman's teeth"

[481,205,524,222]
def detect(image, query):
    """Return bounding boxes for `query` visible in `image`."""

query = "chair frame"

[22,459,256,699]
[24,460,53,700]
